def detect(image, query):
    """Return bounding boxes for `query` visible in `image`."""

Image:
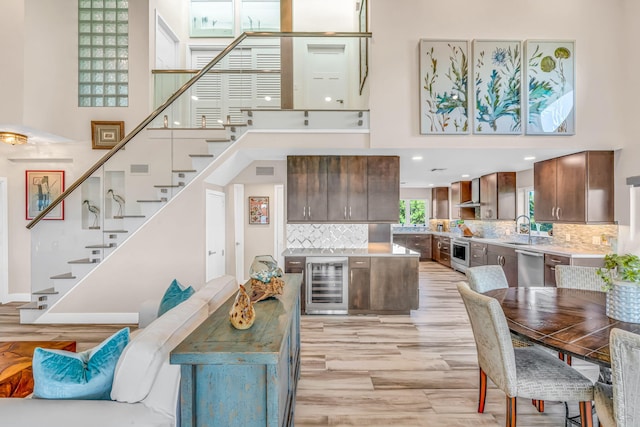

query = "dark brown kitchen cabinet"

[348,257,370,311]
[367,156,400,222]
[534,151,614,223]
[284,256,306,313]
[451,181,475,220]
[369,256,419,313]
[432,235,450,267]
[543,253,570,287]
[480,172,516,220]
[286,156,328,222]
[469,241,488,267]
[431,187,449,220]
[327,156,368,221]
[393,234,432,261]
[487,244,518,287]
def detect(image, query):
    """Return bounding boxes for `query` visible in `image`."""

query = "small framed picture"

[249,196,269,224]
[91,121,124,149]
[26,170,65,220]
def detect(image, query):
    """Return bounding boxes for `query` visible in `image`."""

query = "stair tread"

[205,138,231,143]
[68,258,99,264]
[103,229,128,233]
[222,123,247,128]
[172,169,196,173]
[18,301,47,310]
[114,215,145,218]
[153,184,181,188]
[33,287,58,295]
[85,244,115,249]
[189,154,214,158]
[137,199,165,203]
[50,272,76,279]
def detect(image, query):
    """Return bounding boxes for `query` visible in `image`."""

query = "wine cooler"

[305,257,349,314]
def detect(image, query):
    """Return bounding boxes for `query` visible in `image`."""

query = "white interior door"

[206,190,226,281]
[234,184,245,282]
[0,177,8,303]
[305,44,347,109]
[155,13,179,69]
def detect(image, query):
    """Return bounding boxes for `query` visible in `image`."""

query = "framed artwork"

[359,0,368,95]
[249,196,269,224]
[91,121,124,149]
[472,40,522,134]
[525,40,575,135]
[26,170,65,220]
[419,39,470,134]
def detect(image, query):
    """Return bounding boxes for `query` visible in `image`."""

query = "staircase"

[21,32,370,324]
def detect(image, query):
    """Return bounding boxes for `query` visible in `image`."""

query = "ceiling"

[240,146,580,188]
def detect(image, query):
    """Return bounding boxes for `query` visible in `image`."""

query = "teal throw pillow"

[33,327,130,400]
[157,278,195,317]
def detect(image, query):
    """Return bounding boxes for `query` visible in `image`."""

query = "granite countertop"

[393,229,607,258]
[283,243,419,257]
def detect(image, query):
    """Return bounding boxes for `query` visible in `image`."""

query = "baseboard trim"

[35,312,138,324]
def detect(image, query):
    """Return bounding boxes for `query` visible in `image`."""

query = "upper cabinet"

[287,156,328,222]
[287,156,399,223]
[430,187,449,220]
[450,181,475,220]
[367,156,400,222]
[327,156,368,221]
[534,151,614,223]
[480,172,516,220]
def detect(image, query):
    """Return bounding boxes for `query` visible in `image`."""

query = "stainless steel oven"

[305,257,349,314]
[451,238,470,273]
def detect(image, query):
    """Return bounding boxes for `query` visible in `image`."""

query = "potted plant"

[597,253,640,323]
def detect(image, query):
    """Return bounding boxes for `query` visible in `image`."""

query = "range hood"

[456,178,481,207]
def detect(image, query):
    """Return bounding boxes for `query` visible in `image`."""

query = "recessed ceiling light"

[412,155,423,161]
[524,156,536,161]
[461,174,470,178]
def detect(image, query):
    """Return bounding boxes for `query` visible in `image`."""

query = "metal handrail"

[26,31,371,229]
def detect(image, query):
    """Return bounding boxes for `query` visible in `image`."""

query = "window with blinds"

[191,46,281,126]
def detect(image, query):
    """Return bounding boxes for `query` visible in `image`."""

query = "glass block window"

[78,0,129,107]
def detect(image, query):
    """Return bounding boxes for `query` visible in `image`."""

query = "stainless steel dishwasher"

[516,249,544,286]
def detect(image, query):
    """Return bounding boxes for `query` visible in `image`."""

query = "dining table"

[484,286,640,367]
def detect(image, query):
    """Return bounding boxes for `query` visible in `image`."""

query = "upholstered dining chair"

[555,265,606,366]
[555,265,606,291]
[466,265,508,293]
[457,282,595,427]
[594,328,640,427]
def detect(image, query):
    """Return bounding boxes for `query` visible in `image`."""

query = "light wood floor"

[0,261,599,426]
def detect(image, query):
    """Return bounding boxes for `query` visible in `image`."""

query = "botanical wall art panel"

[419,39,469,134]
[525,40,575,135]
[472,40,522,134]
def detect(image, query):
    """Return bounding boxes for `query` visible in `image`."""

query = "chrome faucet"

[515,215,532,245]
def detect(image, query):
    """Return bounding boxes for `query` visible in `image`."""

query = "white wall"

[615,0,640,253]
[369,0,625,152]
[0,0,25,125]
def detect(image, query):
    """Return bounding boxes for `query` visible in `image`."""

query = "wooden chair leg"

[558,351,573,366]
[531,399,544,412]
[579,401,594,427]
[506,396,517,427]
[478,368,487,413]
[567,354,572,365]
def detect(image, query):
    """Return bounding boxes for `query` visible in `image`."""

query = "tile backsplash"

[287,224,368,248]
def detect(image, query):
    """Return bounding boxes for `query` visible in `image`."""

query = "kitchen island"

[283,244,419,315]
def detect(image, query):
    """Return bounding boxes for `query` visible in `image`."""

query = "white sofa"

[0,275,238,427]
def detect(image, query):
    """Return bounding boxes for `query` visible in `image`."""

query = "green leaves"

[597,253,640,290]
